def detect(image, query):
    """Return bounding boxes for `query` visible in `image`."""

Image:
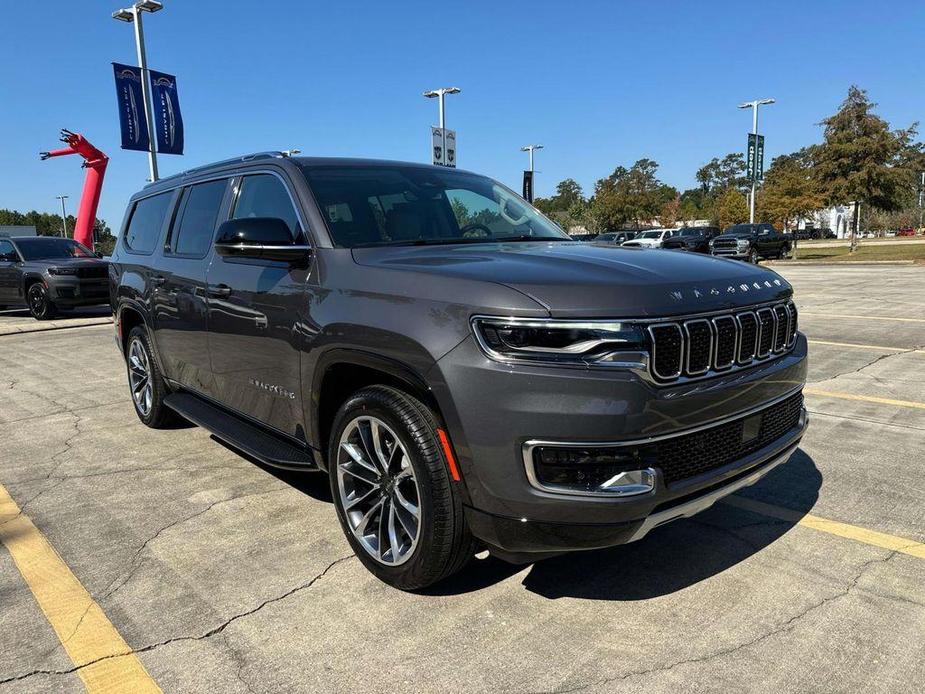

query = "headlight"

[708,239,715,247]
[737,239,750,247]
[47,267,77,275]
[472,316,647,366]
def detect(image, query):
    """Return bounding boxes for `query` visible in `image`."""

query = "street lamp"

[55,195,69,237]
[520,144,544,173]
[422,87,461,133]
[738,98,774,224]
[112,0,164,182]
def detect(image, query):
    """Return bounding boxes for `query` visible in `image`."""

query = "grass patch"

[782,243,925,262]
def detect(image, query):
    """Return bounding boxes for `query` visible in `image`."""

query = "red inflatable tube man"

[40,129,109,250]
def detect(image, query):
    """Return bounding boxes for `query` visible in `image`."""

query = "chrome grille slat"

[647,301,797,383]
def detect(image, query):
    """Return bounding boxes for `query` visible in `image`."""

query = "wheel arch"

[310,349,440,468]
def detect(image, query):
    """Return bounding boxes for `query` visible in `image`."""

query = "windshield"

[726,224,757,235]
[15,238,95,261]
[639,230,663,239]
[300,165,571,248]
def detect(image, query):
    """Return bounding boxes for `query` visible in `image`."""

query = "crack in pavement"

[78,485,294,624]
[809,343,925,384]
[540,550,905,694]
[0,554,355,687]
[1,398,126,426]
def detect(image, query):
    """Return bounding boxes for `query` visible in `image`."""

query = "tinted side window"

[170,179,227,257]
[124,192,173,254]
[232,174,300,239]
[0,240,15,258]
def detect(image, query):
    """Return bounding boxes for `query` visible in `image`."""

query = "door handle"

[208,284,232,298]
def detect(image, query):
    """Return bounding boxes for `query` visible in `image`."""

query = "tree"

[813,85,920,237]
[659,194,681,227]
[717,189,749,228]
[590,159,671,230]
[757,149,825,230]
[0,207,113,251]
[696,153,749,196]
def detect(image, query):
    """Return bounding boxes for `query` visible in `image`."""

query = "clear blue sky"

[1,0,923,230]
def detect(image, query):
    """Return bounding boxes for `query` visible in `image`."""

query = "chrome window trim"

[648,323,684,380]
[711,315,738,370]
[683,319,713,376]
[522,386,805,497]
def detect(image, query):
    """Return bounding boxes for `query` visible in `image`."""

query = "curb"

[0,318,113,337]
[767,260,916,266]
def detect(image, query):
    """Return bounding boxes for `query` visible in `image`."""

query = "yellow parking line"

[725,496,925,559]
[803,388,925,410]
[0,484,162,692]
[800,312,925,324]
[807,339,925,353]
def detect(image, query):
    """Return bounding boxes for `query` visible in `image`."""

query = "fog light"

[531,446,656,496]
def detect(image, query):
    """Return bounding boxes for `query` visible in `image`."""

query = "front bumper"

[430,332,808,555]
[49,277,110,306]
[712,248,749,259]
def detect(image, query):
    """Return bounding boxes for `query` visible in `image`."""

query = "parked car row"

[591,223,790,264]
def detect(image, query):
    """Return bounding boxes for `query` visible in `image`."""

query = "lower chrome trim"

[624,440,801,543]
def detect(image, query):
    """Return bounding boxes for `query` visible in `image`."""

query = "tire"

[748,248,759,264]
[328,385,475,590]
[125,326,176,428]
[26,282,57,320]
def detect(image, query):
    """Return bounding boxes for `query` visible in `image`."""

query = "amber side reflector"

[437,428,461,482]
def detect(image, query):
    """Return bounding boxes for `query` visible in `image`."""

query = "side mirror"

[95,251,104,258]
[214,217,311,263]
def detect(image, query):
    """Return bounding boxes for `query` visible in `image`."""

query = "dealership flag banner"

[149,69,185,155]
[112,63,150,152]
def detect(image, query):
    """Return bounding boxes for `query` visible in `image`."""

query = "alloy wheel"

[128,338,154,417]
[28,284,47,317]
[336,416,421,566]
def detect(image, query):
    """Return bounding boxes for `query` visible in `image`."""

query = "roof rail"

[144,151,288,187]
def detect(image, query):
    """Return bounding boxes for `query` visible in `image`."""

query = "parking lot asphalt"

[1,265,923,693]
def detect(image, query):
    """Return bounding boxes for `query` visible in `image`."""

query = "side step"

[164,392,318,470]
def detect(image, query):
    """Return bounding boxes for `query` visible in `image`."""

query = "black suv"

[110,153,808,589]
[711,223,792,263]
[0,236,109,319]
[661,226,722,253]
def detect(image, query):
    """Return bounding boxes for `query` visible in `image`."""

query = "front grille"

[646,301,797,382]
[646,392,804,485]
[76,266,108,279]
[712,239,739,250]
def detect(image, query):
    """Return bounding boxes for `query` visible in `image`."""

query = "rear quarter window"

[123,192,173,254]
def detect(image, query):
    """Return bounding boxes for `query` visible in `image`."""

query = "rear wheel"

[328,386,475,590]
[125,326,176,428]
[27,283,57,320]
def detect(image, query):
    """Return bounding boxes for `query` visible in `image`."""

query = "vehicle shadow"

[0,305,111,319]
[425,449,821,600]
[211,436,331,502]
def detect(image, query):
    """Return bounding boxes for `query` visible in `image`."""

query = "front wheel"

[125,326,176,428]
[748,248,759,264]
[27,283,57,320]
[328,386,475,590]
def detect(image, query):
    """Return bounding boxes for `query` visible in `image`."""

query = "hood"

[27,256,107,268]
[352,241,791,318]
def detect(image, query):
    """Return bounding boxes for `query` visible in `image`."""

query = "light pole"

[738,98,774,223]
[423,87,460,165]
[112,0,163,182]
[520,144,543,173]
[55,195,69,237]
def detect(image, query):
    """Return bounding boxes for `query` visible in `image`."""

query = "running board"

[164,392,318,470]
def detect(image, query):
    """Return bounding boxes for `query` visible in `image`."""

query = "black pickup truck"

[710,223,792,263]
